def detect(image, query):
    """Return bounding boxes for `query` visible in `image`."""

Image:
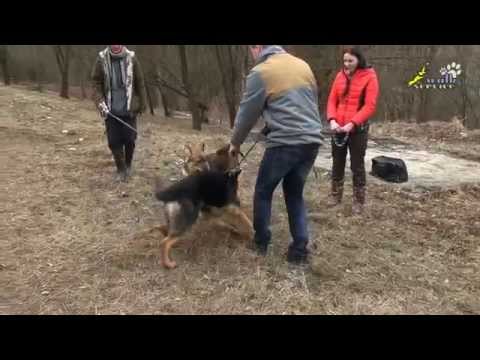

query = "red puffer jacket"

[327,68,379,127]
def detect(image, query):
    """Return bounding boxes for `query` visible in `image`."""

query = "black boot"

[252,242,268,257]
[124,142,135,179]
[112,148,127,182]
[287,246,310,267]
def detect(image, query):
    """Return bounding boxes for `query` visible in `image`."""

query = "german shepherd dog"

[182,141,254,234]
[182,143,239,176]
[155,169,250,269]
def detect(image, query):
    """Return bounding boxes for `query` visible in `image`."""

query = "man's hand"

[229,143,240,157]
[341,122,355,133]
[330,119,341,133]
[98,101,109,119]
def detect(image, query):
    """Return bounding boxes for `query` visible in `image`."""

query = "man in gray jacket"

[229,45,324,265]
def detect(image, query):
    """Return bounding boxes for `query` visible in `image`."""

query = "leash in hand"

[238,126,270,166]
[321,129,349,148]
[106,112,138,134]
[98,101,138,134]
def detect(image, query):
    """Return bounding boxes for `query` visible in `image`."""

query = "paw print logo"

[442,62,462,79]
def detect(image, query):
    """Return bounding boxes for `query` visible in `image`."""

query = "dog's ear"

[216,144,229,156]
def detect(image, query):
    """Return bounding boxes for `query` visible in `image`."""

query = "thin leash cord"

[238,140,260,166]
[237,129,266,168]
[333,133,349,147]
[106,112,138,133]
[320,130,350,148]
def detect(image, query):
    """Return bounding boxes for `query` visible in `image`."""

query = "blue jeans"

[254,143,320,257]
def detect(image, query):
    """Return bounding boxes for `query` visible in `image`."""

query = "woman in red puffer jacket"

[326,47,379,215]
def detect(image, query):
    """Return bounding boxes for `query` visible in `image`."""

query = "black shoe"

[249,242,268,257]
[256,244,268,257]
[114,169,128,183]
[121,169,128,182]
[111,148,128,182]
[125,166,132,180]
[287,251,309,266]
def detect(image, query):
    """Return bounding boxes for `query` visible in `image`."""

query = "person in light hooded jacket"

[229,45,324,265]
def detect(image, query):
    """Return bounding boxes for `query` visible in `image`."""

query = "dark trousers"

[254,143,319,257]
[331,126,369,187]
[105,114,137,168]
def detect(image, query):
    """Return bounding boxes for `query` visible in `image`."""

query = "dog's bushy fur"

[156,170,241,209]
[154,169,243,269]
[183,143,239,176]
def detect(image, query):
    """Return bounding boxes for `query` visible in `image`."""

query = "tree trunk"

[215,45,245,129]
[142,59,157,116]
[53,45,71,99]
[146,84,155,115]
[215,45,237,128]
[60,70,69,99]
[454,45,474,127]
[178,45,202,131]
[32,46,43,92]
[1,58,9,85]
[0,45,10,85]
[416,45,439,123]
[158,85,171,117]
[80,71,87,99]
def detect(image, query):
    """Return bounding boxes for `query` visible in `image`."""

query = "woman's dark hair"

[342,47,370,98]
[343,47,368,69]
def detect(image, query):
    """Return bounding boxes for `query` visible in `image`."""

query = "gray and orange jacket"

[231,46,324,148]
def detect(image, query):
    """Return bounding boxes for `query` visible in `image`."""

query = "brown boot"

[352,186,366,215]
[327,180,344,207]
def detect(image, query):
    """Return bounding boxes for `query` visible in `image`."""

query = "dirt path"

[1,86,479,314]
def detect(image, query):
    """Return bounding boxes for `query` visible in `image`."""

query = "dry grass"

[1,86,479,314]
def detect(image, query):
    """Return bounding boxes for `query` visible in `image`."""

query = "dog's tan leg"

[235,208,255,238]
[157,225,168,236]
[201,207,241,234]
[210,217,240,234]
[162,236,180,269]
[133,225,169,243]
[160,235,171,268]
[227,206,255,239]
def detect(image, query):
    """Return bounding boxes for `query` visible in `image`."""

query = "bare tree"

[5,45,480,129]
[135,45,158,116]
[0,45,10,85]
[52,45,72,98]
[215,45,247,128]
[158,83,171,117]
[178,45,202,130]
[415,46,440,123]
[26,45,46,92]
[142,60,157,116]
[452,45,480,128]
[72,46,92,99]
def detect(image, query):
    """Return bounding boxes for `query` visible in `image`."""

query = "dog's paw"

[162,260,177,270]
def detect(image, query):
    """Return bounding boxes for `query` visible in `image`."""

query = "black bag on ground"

[371,156,408,183]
